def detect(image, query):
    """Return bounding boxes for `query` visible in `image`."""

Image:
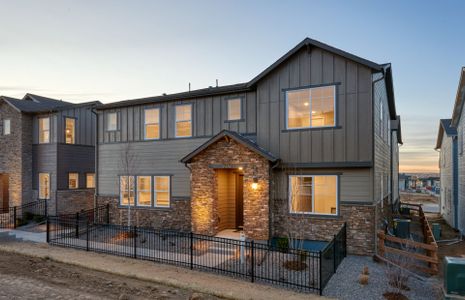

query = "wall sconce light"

[251,177,258,190]
[238,166,243,171]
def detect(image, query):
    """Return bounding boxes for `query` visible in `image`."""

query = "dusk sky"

[2,0,465,173]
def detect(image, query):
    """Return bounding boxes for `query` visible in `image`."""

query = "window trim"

[288,174,339,216]
[86,173,95,189]
[38,117,51,144]
[154,175,171,208]
[119,175,135,206]
[284,84,337,130]
[136,176,152,207]
[174,103,193,138]
[144,107,161,140]
[106,112,119,132]
[3,119,11,135]
[64,117,76,144]
[38,173,51,200]
[68,172,79,189]
[226,97,243,121]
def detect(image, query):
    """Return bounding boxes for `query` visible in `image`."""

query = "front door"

[235,174,244,229]
[0,174,9,210]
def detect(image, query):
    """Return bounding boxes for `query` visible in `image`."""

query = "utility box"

[444,257,465,298]
[393,218,411,239]
[432,223,441,240]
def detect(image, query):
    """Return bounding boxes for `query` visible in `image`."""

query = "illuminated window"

[144,108,160,140]
[39,117,50,143]
[120,176,135,206]
[286,86,335,129]
[175,105,192,137]
[39,173,50,199]
[69,173,79,189]
[227,98,242,120]
[65,118,75,144]
[289,175,337,215]
[107,112,118,131]
[86,173,95,188]
[154,176,170,207]
[137,176,152,206]
[3,119,10,135]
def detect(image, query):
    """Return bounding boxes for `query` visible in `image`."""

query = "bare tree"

[120,143,136,227]
[384,240,416,298]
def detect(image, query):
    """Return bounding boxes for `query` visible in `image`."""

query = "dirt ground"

[400,192,439,205]
[0,250,220,300]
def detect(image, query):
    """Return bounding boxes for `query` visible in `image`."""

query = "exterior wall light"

[251,177,258,190]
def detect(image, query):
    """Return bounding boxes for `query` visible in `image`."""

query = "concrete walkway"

[0,241,325,300]
[0,228,46,243]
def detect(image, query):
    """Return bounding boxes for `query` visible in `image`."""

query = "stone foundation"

[56,189,94,214]
[272,199,376,255]
[97,196,191,231]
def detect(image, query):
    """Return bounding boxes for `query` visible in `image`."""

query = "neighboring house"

[95,38,402,255]
[435,119,458,229]
[0,94,100,215]
[450,67,465,235]
[399,173,408,191]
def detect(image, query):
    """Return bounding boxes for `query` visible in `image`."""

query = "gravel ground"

[323,256,443,300]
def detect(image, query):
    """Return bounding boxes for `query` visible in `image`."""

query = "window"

[39,173,50,199]
[65,118,75,144]
[175,104,192,137]
[227,98,242,120]
[107,112,118,131]
[39,117,50,143]
[120,176,135,206]
[289,175,337,215]
[137,176,152,206]
[86,173,95,188]
[144,108,160,140]
[286,85,335,129]
[3,119,10,135]
[154,176,170,207]
[69,173,79,189]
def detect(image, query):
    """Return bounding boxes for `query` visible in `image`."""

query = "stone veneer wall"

[97,195,191,231]
[56,189,94,215]
[272,199,376,255]
[189,137,270,240]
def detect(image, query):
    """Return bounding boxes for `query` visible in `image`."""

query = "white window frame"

[86,173,95,188]
[288,175,338,216]
[3,119,11,135]
[285,85,336,130]
[38,117,50,144]
[227,98,242,121]
[39,173,50,200]
[68,173,79,189]
[119,175,135,206]
[154,176,171,208]
[175,104,192,138]
[65,117,76,144]
[144,108,160,140]
[106,112,118,131]
[136,176,152,207]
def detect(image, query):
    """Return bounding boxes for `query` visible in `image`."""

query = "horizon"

[2,0,465,173]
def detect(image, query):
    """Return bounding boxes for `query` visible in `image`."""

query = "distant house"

[399,173,408,191]
[0,94,100,214]
[94,38,402,256]
[437,67,465,234]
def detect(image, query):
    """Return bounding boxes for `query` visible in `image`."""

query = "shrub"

[362,266,369,275]
[276,237,289,253]
[359,274,369,285]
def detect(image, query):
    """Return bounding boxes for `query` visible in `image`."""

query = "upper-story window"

[39,117,50,144]
[107,112,118,131]
[175,104,192,138]
[286,85,335,129]
[144,108,160,140]
[69,173,79,189]
[227,98,242,121]
[86,173,95,188]
[65,118,75,144]
[3,119,10,135]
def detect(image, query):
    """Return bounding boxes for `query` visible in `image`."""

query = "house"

[0,94,100,215]
[95,38,402,255]
[435,119,458,228]
[449,67,465,235]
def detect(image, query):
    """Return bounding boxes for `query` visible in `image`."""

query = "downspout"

[91,108,98,211]
[269,159,281,241]
[452,137,459,229]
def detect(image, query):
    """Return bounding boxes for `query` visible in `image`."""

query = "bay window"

[144,108,160,140]
[286,85,335,129]
[289,175,338,215]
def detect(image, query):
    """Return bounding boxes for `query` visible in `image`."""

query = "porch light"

[238,166,243,171]
[251,177,258,190]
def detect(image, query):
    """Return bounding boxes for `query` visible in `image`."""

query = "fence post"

[190,232,193,270]
[106,203,110,224]
[44,200,48,217]
[46,217,50,243]
[344,223,347,257]
[75,212,79,238]
[86,220,89,251]
[13,206,17,229]
[250,241,255,283]
[319,250,323,295]
[333,234,337,272]
[133,226,137,259]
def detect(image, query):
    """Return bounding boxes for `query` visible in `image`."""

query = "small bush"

[276,237,289,253]
[362,266,369,275]
[359,274,369,285]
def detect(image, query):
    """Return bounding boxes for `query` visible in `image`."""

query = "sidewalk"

[0,228,46,243]
[0,241,325,300]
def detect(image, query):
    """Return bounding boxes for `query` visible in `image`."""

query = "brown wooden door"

[0,174,8,210]
[235,174,244,228]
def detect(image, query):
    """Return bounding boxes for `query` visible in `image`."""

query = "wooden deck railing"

[377,202,439,275]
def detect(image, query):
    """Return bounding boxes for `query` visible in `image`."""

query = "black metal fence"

[0,199,48,229]
[47,213,346,295]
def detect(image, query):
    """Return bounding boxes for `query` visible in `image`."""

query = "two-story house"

[95,38,402,255]
[0,93,100,215]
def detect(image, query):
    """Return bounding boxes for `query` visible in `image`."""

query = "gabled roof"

[180,130,278,163]
[97,37,387,110]
[435,119,457,150]
[0,94,100,113]
[451,67,465,127]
